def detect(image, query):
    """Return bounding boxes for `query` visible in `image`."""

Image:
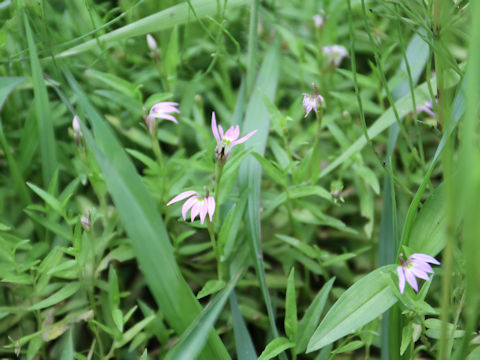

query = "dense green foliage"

[0,0,478,359]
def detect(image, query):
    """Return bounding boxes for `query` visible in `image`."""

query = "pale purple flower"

[211,112,257,162]
[313,14,325,29]
[302,92,324,118]
[322,45,347,67]
[148,102,180,124]
[302,82,324,118]
[167,190,215,224]
[416,99,436,118]
[397,253,440,294]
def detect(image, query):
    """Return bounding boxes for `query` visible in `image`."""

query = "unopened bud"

[72,115,83,142]
[146,34,158,53]
[313,14,325,29]
[81,214,91,231]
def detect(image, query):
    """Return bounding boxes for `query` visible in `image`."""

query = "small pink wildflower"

[322,45,347,67]
[211,112,257,162]
[397,253,440,294]
[167,190,215,224]
[416,99,436,118]
[302,83,324,118]
[148,102,180,124]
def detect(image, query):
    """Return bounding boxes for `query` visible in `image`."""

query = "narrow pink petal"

[191,201,201,222]
[397,266,406,294]
[157,114,179,123]
[199,200,208,224]
[157,101,179,107]
[218,125,224,138]
[233,125,240,140]
[207,196,216,221]
[167,190,198,206]
[224,126,235,139]
[414,261,434,273]
[411,253,440,265]
[405,269,419,292]
[211,112,220,142]
[232,129,258,146]
[411,266,430,281]
[182,196,198,220]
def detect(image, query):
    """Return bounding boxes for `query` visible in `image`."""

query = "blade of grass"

[23,12,57,187]
[238,39,281,340]
[230,291,257,360]
[165,271,242,360]
[65,71,229,360]
[56,0,248,58]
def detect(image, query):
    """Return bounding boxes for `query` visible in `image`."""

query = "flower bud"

[146,34,158,53]
[72,115,83,142]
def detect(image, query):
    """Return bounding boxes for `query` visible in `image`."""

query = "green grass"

[0,0,477,359]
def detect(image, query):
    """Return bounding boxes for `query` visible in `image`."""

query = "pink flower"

[211,112,257,162]
[167,190,215,224]
[148,102,180,124]
[322,45,347,67]
[416,99,436,118]
[302,92,324,118]
[397,253,440,294]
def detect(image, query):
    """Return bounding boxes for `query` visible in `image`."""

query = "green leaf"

[57,0,249,58]
[295,277,335,353]
[258,337,295,360]
[29,282,80,310]
[284,268,297,342]
[165,271,242,360]
[252,152,287,186]
[23,12,57,186]
[86,69,142,102]
[0,77,25,110]
[196,280,226,300]
[27,182,64,216]
[307,266,398,352]
[108,265,120,309]
[116,315,155,348]
[112,308,124,332]
[230,291,257,360]
[331,340,363,355]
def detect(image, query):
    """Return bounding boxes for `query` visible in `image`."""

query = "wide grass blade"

[65,72,229,360]
[237,40,281,338]
[57,0,249,58]
[307,266,398,352]
[230,291,257,360]
[165,271,242,360]
[23,12,57,186]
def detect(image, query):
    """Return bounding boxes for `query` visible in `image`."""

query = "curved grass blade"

[237,40,281,338]
[307,266,398,353]
[57,0,248,58]
[65,72,229,360]
[165,271,242,360]
[24,12,57,186]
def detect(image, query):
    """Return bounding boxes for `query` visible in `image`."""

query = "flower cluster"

[156,103,257,223]
[302,83,324,118]
[396,253,440,294]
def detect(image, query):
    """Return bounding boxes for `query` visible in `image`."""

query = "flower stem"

[207,220,224,281]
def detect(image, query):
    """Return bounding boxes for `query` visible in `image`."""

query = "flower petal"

[191,201,201,222]
[224,126,236,140]
[199,200,208,224]
[232,129,258,146]
[167,190,198,206]
[405,269,419,292]
[397,266,406,294]
[155,114,179,123]
[411,253,440,265]
[411,266,430,281]
[413,260,434,274]
[211,112,220,142]
[207,196,216,221]
[181,196,198,220]
[218,125,224,138]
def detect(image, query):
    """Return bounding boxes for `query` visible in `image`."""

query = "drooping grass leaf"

[65,71,229,360]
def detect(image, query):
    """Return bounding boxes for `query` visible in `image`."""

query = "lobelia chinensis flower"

[416,99,436,118]
[167,189,215,224]
[146,102,180,133]
[302,83,324,118]
[397,253,440,294]
[211,112,257,162]
[322,44,347,68]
